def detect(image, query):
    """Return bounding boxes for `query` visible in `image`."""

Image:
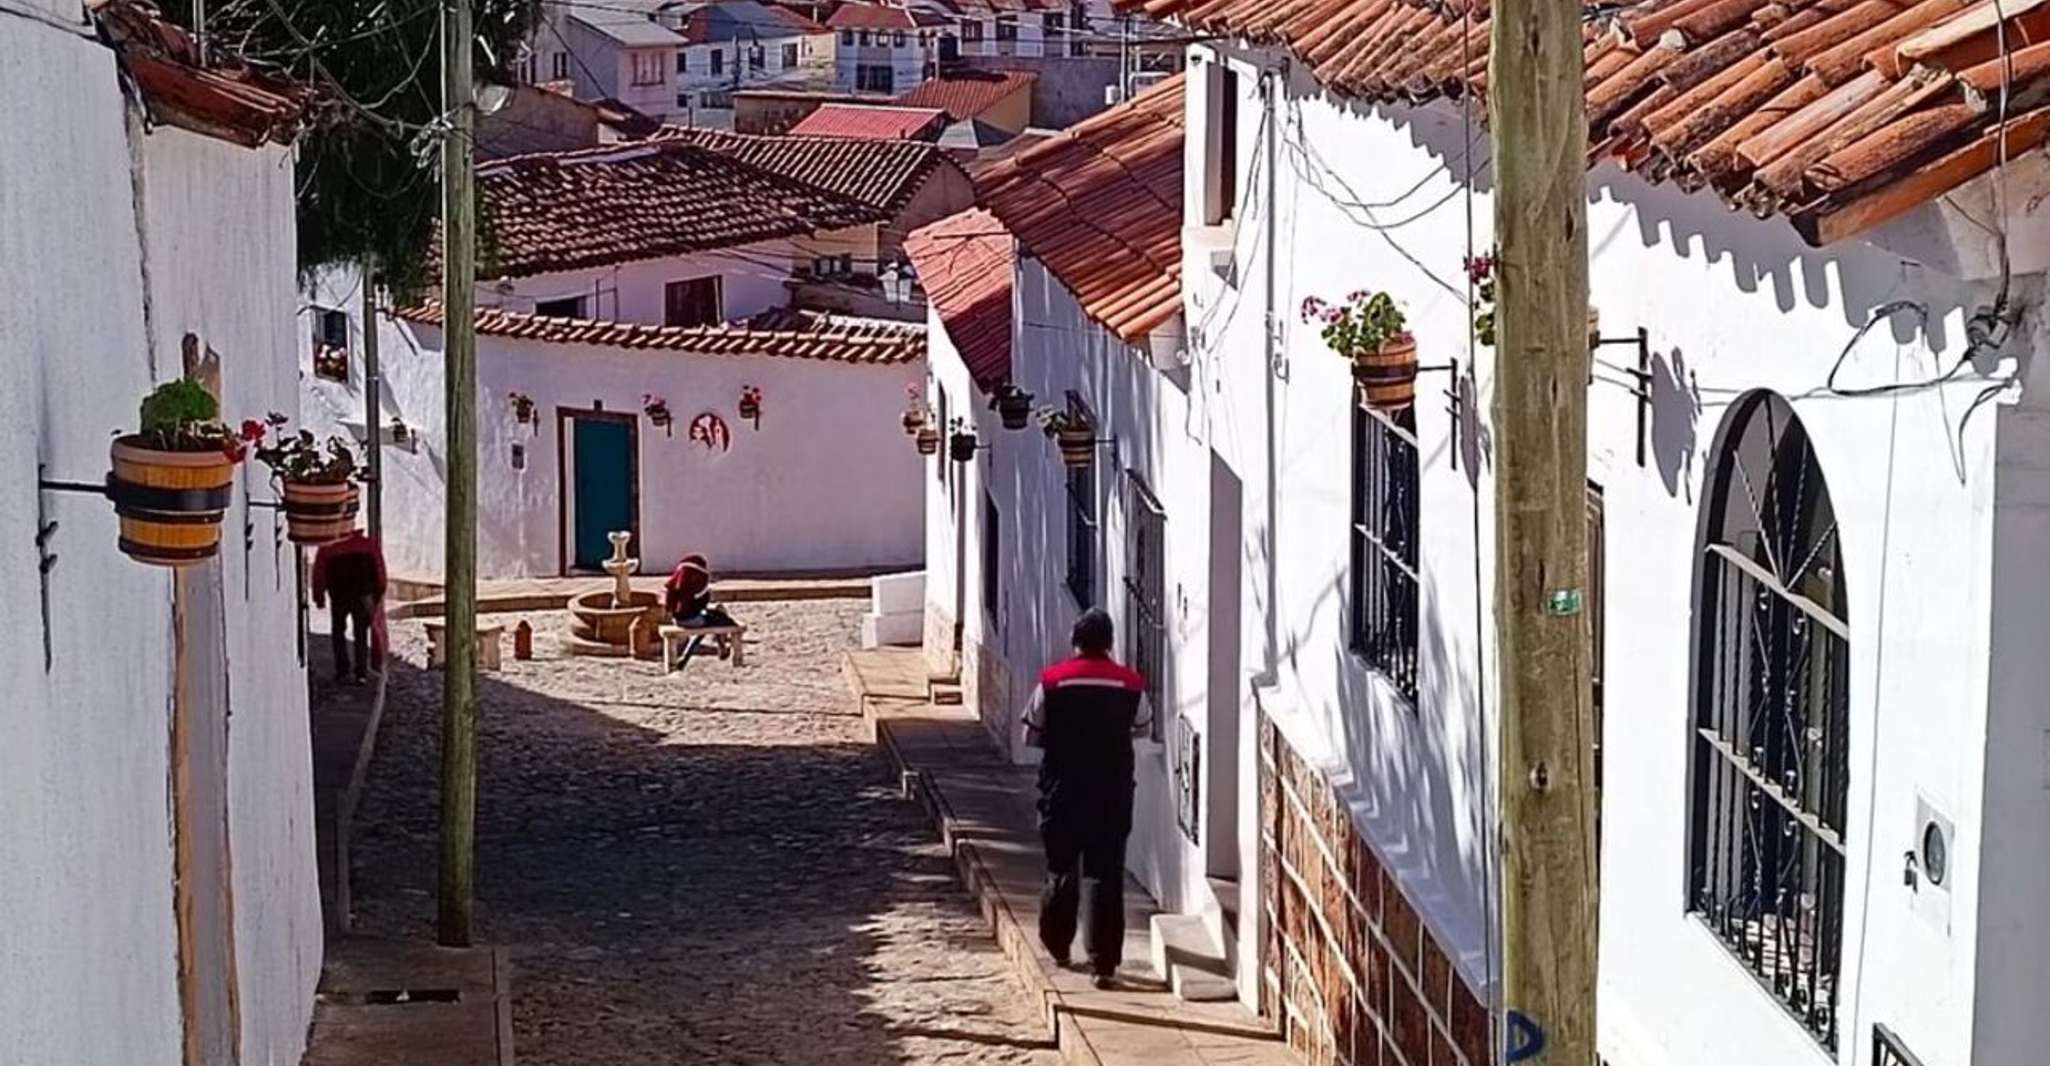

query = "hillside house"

[829,2,953,94]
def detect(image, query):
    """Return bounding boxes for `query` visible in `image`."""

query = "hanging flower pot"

[106,378,258,567]
[991,384,1034,430]
[509,390,537,432]
[254,414,364,546]
[737,385,763,428]
[914,425,941,455]
[950,427,979,462]
[902,384,927,435]
[1040,409,1096,468]
[1304,290,1417,412]
[389,418,411,445]
[643,394,674,437]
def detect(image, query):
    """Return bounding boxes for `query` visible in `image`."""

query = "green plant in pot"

[108,377,263,567]
[990,383,1035,430]
[1302,290,1417,411]
[1040,408,1096,468]
[252,413,363,546]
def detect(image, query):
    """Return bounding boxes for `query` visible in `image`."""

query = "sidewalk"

[307,633,389,935]
[845,649,1293,1066]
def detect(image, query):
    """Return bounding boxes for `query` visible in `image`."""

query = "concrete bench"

[423,620,505,672]
[660,623,745,672]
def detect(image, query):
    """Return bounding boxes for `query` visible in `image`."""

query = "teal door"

[571,417,636,571]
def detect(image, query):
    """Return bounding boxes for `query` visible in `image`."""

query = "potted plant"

[1040,409,1096,468]
[914,423,941,455]
[738,385,762,428]
[990,383,1034,430]
[902,384,927,435]
[643,394,674,436]
[1302,290,1417,411]
[251,414,362,546]
[1468,252,1601,348]
[389,417,411,445]
[508,390,537,430]
[949,422,979,462]
[107,377,262,567]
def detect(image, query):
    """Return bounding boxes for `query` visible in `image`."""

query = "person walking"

[1022,607,1152,989]
[312,526,387,685]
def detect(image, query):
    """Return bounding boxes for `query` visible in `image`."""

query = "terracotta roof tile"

[788,103,951,139]
[476,141,883,278]
[972,74,1184,345]
[905,209,1015,386]
[91,0,315,148]
[1117,0,2050,244]
[666,127,963,212]
[399,303,926,365]
[828,3,927,28]
[894,69,1039,122]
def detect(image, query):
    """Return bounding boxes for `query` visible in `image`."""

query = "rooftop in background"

[675,0,829,42]
[400,303,927,365]
[972,72,1183,345]
[828,3,949,29]
[789,103,951,139]
[894,69,1038,123]
[477,141,883,277]
[668,127,966,213]
[566,0,687,47]
[905,208,1014,388]
[479,85,662,159]
[90,0,315,148]
[1116,0,2050,245]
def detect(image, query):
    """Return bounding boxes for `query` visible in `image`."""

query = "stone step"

[1149,913,1236,1003]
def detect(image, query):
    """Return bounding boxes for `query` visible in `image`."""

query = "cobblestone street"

[349,599,1060,1065]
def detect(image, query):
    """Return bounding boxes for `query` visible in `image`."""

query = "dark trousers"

[1039,815,1128,975]
[330,595,373,678]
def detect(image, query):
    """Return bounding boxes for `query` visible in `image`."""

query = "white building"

[917,2,2050,1061]
[828,3,950,95]
[538,0,837,127]
[303,137,959,579]
[1,5,323,1064]
[674,0,837,123]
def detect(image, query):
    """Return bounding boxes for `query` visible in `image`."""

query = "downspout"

[1256,62,1282,686]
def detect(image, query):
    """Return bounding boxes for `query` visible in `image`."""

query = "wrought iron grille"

[1125,474,1167,741]
[1872,1026,1925,1066]
[1689,393,1849,1053]
[1349,401,1420,703]
[1065,394,1098,607]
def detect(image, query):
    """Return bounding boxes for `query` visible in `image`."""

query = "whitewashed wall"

[480,239,805,326]
[304,280,924,579]
[1184,41,2042,1066]
[0,23,318,1066]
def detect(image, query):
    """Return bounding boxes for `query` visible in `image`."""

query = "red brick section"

[1117,0,2050,244]
[1260,715,1491,1066]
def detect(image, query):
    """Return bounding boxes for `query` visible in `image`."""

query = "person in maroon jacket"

[1022,608,1154,988]
[312,527,387,685]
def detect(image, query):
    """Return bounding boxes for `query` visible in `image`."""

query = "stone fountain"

[565,530,665,658]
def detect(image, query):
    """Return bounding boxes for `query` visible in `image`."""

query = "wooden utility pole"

[361,262,382,544]
[1487,0,1598,1056]
[437,0,480,949]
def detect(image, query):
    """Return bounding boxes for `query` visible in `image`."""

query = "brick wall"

[964,636,1013,757]
[1260,715,1491,1066]
[922,604,956,679]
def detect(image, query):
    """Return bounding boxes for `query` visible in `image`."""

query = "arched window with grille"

[1688,392,1850,1052]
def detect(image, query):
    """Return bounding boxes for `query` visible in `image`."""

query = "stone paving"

[348,601,1061,1065]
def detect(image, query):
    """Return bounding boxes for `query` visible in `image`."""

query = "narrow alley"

[344,599,1059,1065]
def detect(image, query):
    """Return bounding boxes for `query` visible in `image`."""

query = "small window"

[749,46,765,70]
[1064,395,1097,606]
[552,53,569,79]
[840,29,854,45]
[630,50,666,86]
[960,18,983,41]
[664,276,723,327]
[893,29,907,47]
[535,296,586,319]
[995,14,1017,40]
[1125,474,1166,739]
[677,49,687,73]
[856,64,894,93]
[782,43,799,67]
[312,307,349,382]
[1348,401,1419,702]
[1206,64,1240,226]
[710,49,724,75]
[982,492,1000,619]
[858,29,871,45]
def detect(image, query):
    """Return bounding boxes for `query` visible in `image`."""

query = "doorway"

[558,409,640,573]
[1206,451,1243,879]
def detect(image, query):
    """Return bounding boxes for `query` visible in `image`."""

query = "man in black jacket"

[1022,608,1153,989]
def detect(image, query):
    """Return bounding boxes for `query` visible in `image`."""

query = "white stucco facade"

[0,21,322,1066]
[924,38,2050,1066]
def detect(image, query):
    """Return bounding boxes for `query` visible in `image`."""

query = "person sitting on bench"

[664,553,734,669]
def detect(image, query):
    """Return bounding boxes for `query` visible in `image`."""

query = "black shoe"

[1091,972,1116,991]
[1050,952,1071,969]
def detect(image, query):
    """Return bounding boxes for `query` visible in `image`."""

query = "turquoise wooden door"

[571,417,635,570]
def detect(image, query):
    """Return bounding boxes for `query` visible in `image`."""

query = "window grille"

[1125,473,1166,739]
[1064,394,1097,607]
[982,492,1000,619]
[1348,400,1419,703]
[1872,1026,1924,1066]
[1689,392,1848,1053]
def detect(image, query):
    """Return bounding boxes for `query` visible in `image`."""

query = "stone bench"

[660,623,746,672]
[423,620,506,672]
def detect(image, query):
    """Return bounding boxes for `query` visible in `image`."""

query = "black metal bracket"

[1416,362,1460,375]
[1593,327,1653,467]
[1440,358,1465,472]
[37,469,109,672]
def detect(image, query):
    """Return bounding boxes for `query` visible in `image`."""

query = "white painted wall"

[480,239,805,325]
[304,272,925,579]
[0,23,319,1066]
[682,31,835,105]
[1184,42,2039,1066]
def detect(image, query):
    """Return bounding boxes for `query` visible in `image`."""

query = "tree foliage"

[166,0,539,302]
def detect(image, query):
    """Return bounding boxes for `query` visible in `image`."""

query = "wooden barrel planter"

[902,409,927,435]
[995,389,1033,430]
[281,480,360,545]
[1055,427,1096,467]
[107,436,236,566]
[1352,334,1419,411]
[950,431,979,462]
[915,426,941,455]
